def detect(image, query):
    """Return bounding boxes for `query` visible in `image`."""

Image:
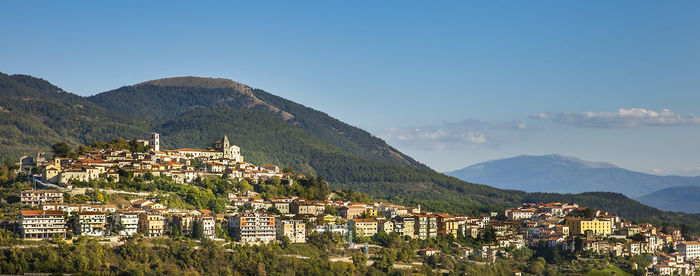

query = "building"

[20,190,64,206]
[417,248,441,256]
[377,219,394,234]
[139,212,164,237]
[393,215,416,238]
[313,224,348,236]
[214,135,243,162]
[435,213,458,237]
[199,216,216,239]
[505,208,535,220]
[113,211,139,236]
[275,218,306,243]
[290,200,325,216]
[77,212,106,236]
[339,205,366,219]
[173,215,194,236]
[348,218,378,237]
[19,210,66,239]
[414,214,438,239]
[677,241,700,260]
[565,218,612,236]
[228,213,277,244]
[150,132,160,151]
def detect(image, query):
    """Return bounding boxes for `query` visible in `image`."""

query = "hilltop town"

[3,134,699,275]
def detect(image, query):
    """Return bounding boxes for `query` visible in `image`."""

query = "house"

[139,212,164,237]
[275,218,306,243]
[19,210,66,239]
[77,212,106,236]
[20,190,64,206]
[417,248,441,256]
[228,212,277,244]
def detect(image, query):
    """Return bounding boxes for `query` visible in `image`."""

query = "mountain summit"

[446,154,700,198]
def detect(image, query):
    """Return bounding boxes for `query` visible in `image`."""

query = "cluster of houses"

[9,135,699,275]
[12,188,700,274]
[21,133,289,186]
[505,203,697,275]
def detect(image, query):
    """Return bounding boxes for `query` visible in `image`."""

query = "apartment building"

[275,218,306,243]
[228,213,277,244]
[414,214,438,239]
[339,204,366,219]
[393,215,416,239]
[139,212,164,237]
[113,211,139,236]
[199,216,216,239]
[19,210,66,239]
[565,217,612,236]
[677,241,700,260]
[347,218,378,237]
[77,211,106,236]
[20,190,64,206]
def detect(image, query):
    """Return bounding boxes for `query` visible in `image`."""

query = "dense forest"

[1,73,699,233]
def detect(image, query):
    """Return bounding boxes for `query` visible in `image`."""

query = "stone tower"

[150,132,160,151]
[222,135,231,158]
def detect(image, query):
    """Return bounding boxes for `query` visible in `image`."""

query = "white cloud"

[379,119,528,150]
[531,108,700,128]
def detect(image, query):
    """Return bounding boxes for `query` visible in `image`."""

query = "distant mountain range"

[446,154,700,213]
[2,72,699,228]
[636,186,700,214]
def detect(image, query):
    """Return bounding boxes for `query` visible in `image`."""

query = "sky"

[2,1,699,175]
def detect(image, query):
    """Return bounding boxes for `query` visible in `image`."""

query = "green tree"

[51,142,76,159]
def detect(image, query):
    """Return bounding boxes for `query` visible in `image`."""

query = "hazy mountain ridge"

[447,154,700,198]
[636,186,700,214]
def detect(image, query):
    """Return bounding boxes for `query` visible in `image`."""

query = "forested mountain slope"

[87,77,423,168]
[0,73,149,158]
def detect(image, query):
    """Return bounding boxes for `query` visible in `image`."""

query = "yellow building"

[319,214,337,225]
[565,217,612,236]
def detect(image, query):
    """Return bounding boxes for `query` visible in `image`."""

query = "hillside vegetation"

[1,73,699,233]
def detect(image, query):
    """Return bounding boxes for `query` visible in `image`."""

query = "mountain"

[446,154,700,198]
[636,186,700,214]
[2,73,699,233]
[87,77,423,169]
[0,73,149,158]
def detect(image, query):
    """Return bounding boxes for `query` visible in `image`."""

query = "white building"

[677,241,700,260]
[19,210,66,239]
[199,216,216,239]
[113,212,139,236]
[228,213,277,244]
[77,212,106,236]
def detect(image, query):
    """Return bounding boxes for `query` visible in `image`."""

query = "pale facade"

[229,213,277,244]
[276,218,306,243]
[19,210,66,239]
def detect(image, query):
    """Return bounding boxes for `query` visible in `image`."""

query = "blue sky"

[2,1,699,175]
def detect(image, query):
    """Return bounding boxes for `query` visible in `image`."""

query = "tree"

[52,142,76,159]
[192,219,204,240]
